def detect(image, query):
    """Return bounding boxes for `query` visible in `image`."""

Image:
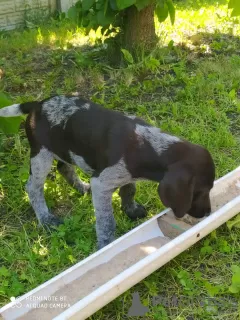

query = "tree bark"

[122,4,157,51]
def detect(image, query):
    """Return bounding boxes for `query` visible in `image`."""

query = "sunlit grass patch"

[156,0,240,48]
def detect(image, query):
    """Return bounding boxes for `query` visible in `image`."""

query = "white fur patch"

[127,115,136,120]
[69,151,94,175]
[91,158,132,190]
[0,104,22,117]
[42,96,79,126]
[82,103,90,110]
[135,124,180,155]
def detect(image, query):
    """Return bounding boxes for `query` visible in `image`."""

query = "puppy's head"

[158,143,215,219]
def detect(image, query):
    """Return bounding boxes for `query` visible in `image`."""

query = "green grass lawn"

[0,0,240,319]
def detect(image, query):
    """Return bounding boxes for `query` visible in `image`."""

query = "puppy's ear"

[158,164,195,218]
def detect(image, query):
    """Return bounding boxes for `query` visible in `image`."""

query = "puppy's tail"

[0,102,36,117]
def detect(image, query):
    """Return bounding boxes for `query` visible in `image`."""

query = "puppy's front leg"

[119,183,147,220]
[91,177,116,250]
[91,159,133,249]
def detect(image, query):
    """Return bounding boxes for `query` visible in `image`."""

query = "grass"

[0,0,240,318]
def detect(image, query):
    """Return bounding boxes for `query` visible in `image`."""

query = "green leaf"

[96,0,104,10]
[135,0,151,11]
[67,5,81,22]
[0,92,11,107]
[204,282,221,296]
[194,271,202,279]
[228,0,239,9]
[0,266,10,278]
[232,273,240,285]
[96,10,114,26]
[10,278,24,296]
[166,0,175,24]
[229,265,240,293]
[82,0,95,11]
[156,0,166,9]
[110,0,118,10]
[116,0,136,10]
[168,39,174,49]
[104,0,109,15]
[200,245,213,255]
[229,284,240,293]
[227,214,240,230]
[231,7,240,17]
[145,57,160,71]
[0,93,21,134]
[228,0,234,8]
[228,0,240,16]
[121,48,134,64]
[231,265,240,274]
[155,1,168,23]
[68,254,77,264]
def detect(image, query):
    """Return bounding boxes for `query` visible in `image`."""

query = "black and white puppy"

[0,96,215,249]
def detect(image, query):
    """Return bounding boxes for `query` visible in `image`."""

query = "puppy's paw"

[76,182,91,196]
[123,202,147,220]
[83,182,91,194]
[39,214,63,229]
[97,236,115,251]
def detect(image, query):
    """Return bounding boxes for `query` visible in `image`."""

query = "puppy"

[0,96,215,249]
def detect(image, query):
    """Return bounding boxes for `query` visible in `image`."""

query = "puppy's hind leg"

[26,147,62,227]
[57,161,90,195]
[119,183,147,220]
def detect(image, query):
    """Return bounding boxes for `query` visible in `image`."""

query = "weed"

[24,0,52,29]
[229,265,240,294]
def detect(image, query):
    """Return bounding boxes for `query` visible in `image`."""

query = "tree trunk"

[122,4,157,51]
[106,4,157,65]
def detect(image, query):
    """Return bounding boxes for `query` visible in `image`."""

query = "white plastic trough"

[1,167,240,320]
